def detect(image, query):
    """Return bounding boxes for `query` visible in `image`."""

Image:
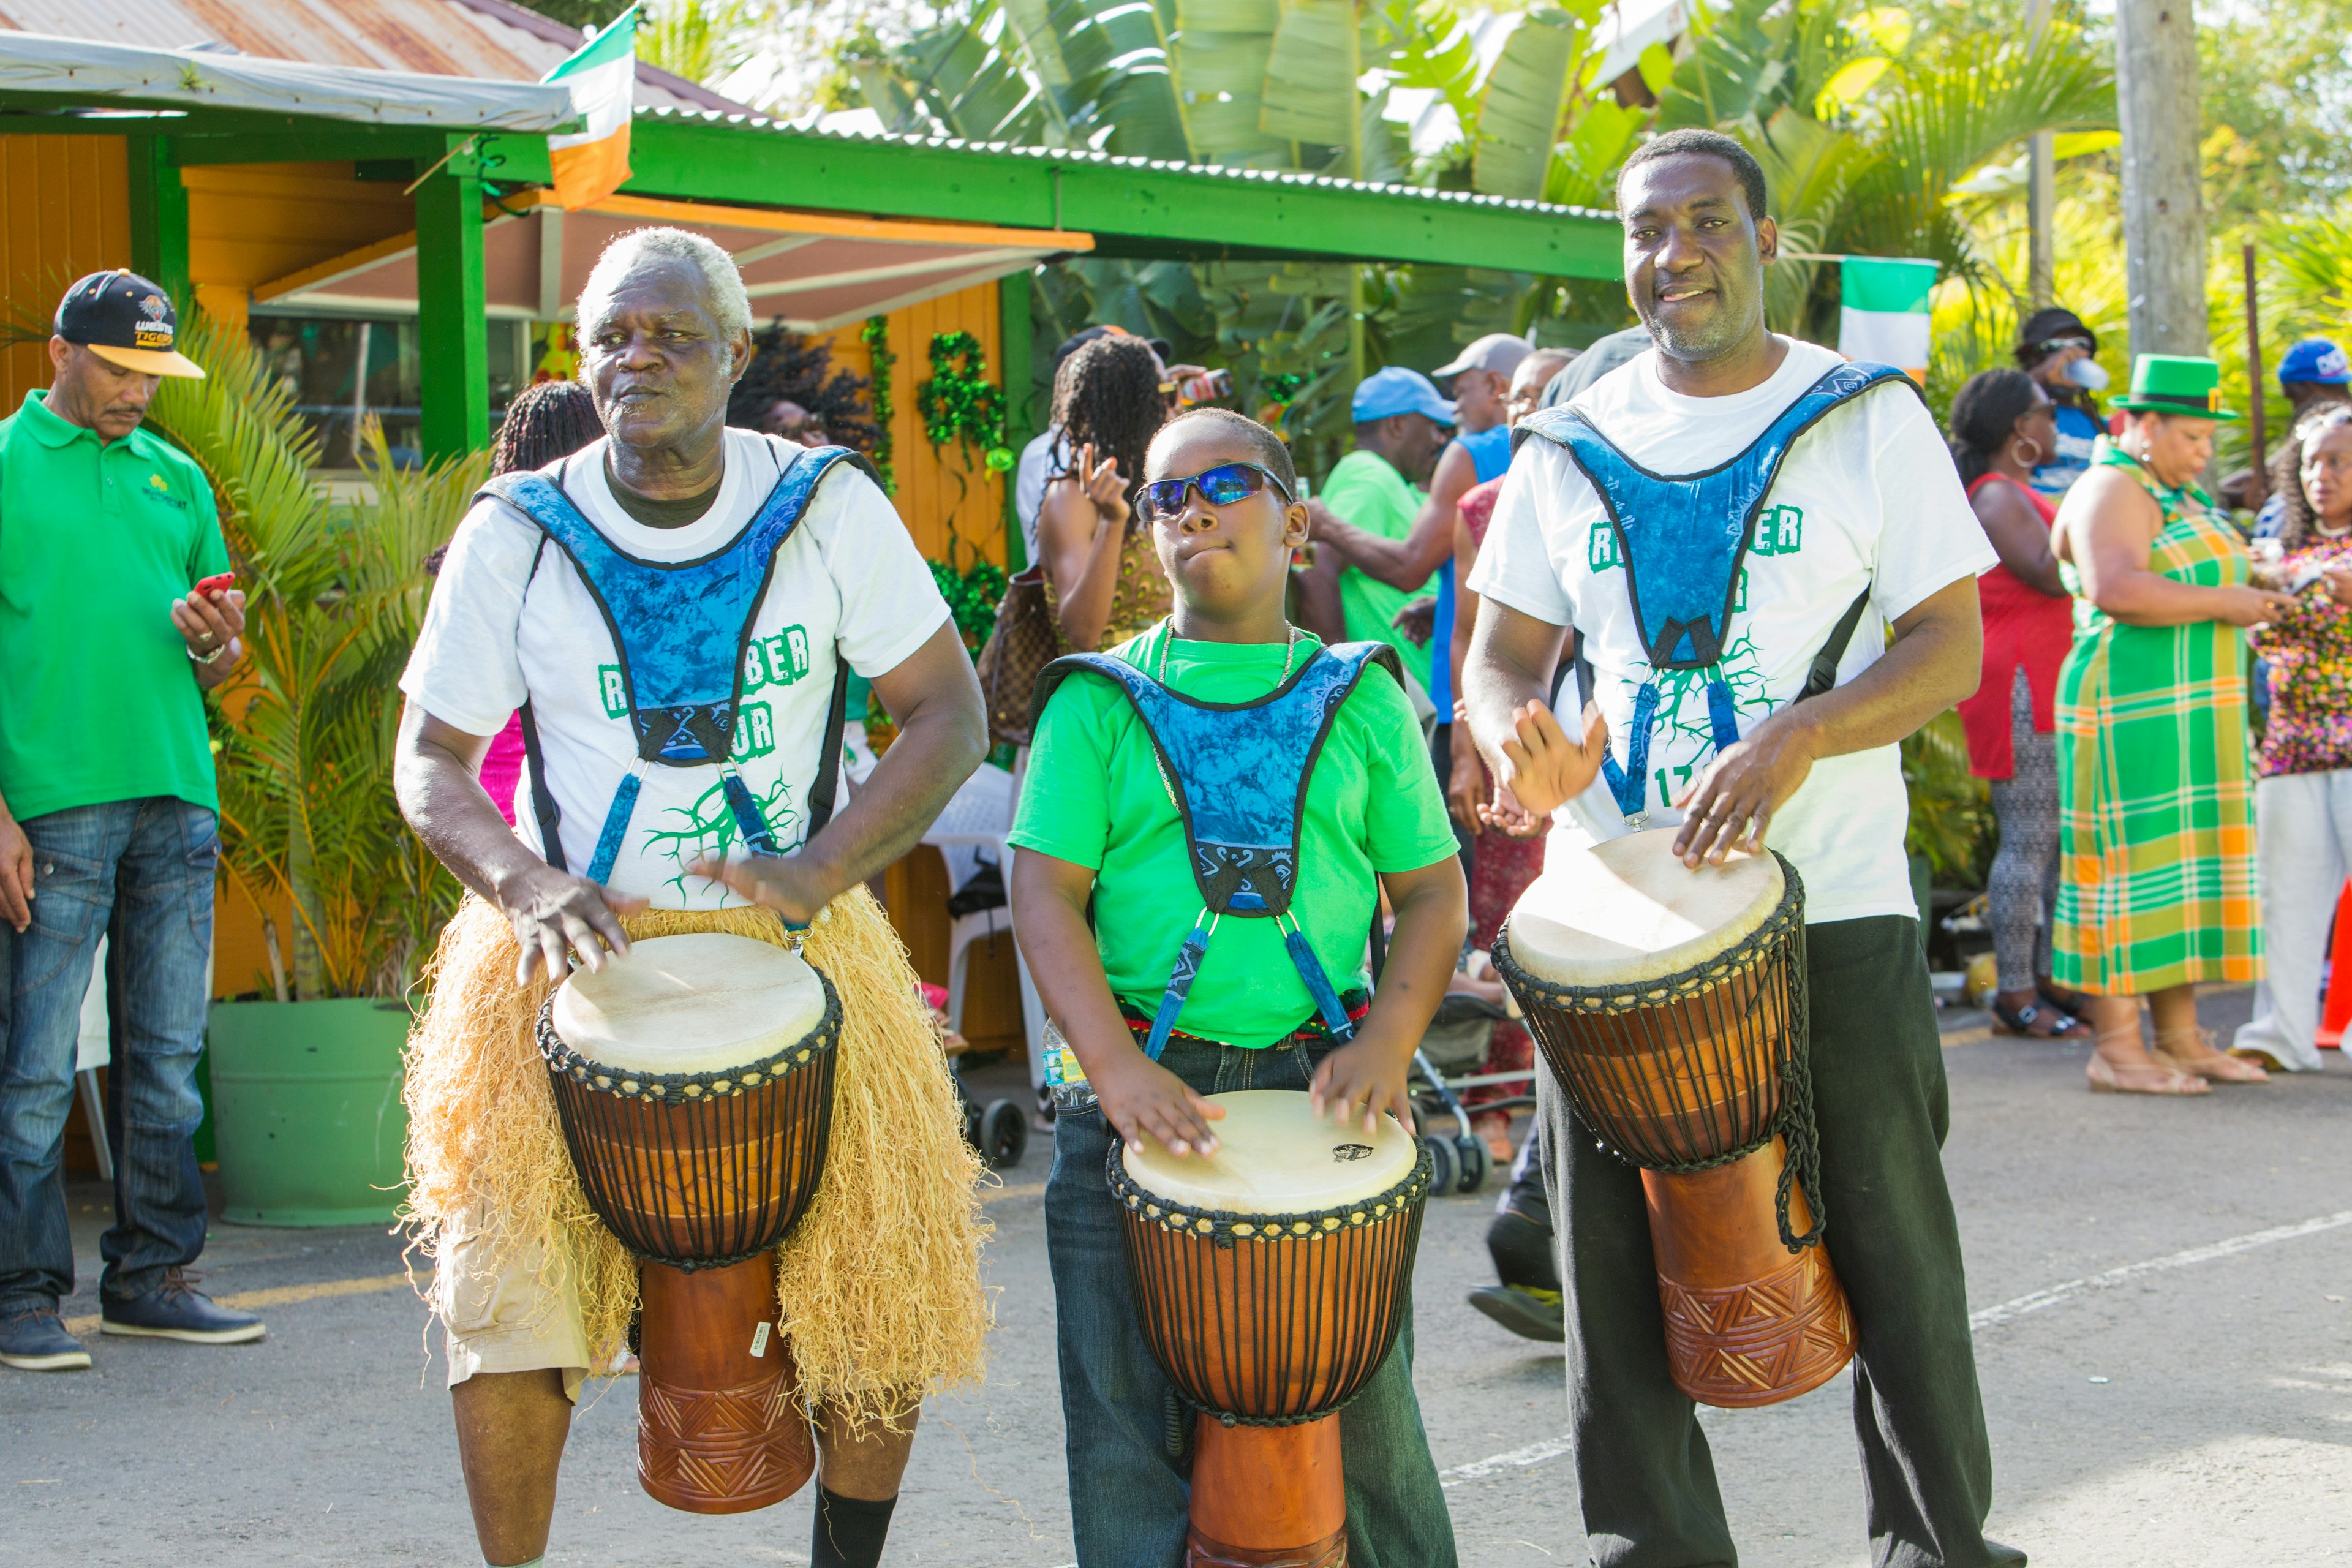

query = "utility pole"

[2114,0,2209,358]
[2026,0,2054,307]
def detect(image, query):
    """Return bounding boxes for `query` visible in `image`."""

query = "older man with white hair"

[393,227,991,1568]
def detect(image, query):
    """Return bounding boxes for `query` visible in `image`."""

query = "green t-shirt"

[0,391,230,820]
[1322,449,1433,693]
[1009,625,1460,1047]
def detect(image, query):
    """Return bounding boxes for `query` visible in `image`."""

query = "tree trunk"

[2114,0,2208,360]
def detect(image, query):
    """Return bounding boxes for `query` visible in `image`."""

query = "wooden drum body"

[1112,1091,1431,1568]
[1494,832,1855,1408]
[539,933,841,1514]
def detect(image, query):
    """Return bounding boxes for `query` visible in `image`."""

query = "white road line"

[1965,1207,2352,1330]
[1441,1206,2352,1490]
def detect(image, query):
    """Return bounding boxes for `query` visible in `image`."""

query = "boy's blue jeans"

[1046,1028,1460,1568]
[0,799,217,1311]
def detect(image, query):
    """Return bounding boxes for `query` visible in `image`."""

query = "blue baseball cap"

[1351,366,1455,426]
[2278,338,2350,387]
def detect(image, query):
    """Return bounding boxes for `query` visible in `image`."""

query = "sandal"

[2087,1024,2207,1095]
[1991,995,2092,1041]
[2038,978,2094,1016]
[2087,1052,2208,1095]
[2151,1028,2271,1084]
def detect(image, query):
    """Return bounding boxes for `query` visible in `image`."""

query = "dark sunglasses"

[1139,461,1294,521]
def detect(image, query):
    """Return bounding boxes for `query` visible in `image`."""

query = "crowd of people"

[5,117,2341,1568]
[1951,313,2352,1093]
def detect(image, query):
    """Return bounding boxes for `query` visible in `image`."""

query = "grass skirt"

[399,886,989,1427]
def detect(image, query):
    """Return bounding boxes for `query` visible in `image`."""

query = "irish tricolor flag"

[545,6,639,211]
[1838,257,1938,385]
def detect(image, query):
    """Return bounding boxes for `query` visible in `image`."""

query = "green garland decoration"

[929,557,1008,655]
[916,331,1015,473]
[860,314,897,496]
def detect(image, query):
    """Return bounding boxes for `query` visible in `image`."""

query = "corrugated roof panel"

[0,0,744,113]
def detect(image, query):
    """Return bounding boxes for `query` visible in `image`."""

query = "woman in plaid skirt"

[2052,354,2293,1094]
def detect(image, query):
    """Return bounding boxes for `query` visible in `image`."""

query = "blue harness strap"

[484,443,878,882]
[1512,362,1917,822]
[1031,639,1402,1058]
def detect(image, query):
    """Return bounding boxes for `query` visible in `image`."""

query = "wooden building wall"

[0,135,130,409]
[183,161,417,330]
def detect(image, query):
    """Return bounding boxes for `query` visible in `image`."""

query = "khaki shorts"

[434,1206,590,1404]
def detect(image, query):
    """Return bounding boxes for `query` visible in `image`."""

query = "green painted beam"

[625,119,1622,281]
[997,273,1034,571]
[124,135,190,309]
[415,137,488,461]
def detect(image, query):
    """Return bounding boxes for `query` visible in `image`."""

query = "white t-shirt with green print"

[1470,337,1992,925]
[402,429,949,909]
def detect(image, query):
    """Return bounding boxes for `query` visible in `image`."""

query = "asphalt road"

[7,987,2351,1567]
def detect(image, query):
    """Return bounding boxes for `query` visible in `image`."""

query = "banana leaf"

[1259,0,1360,157]
[1172,0,1291,164]
[1469,4,1588,201]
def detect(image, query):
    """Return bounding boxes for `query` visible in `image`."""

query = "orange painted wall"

[183,161,417,331]
[0,135,131,410]
[813,282,1008,569]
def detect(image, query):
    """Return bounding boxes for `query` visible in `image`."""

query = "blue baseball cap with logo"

[1351,366,1455,426]
[2278,338,2350,388]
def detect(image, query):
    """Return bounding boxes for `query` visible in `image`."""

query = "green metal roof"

[622,110,1624,279]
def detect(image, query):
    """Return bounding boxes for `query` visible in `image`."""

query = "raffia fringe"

[399,886,990,1427]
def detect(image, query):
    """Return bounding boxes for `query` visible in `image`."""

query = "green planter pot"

[206,996,412,1227]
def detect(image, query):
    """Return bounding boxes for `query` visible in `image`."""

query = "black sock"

[812,1485,897,1568]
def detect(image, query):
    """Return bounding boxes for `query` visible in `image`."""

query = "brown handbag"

[973,563,1062,748]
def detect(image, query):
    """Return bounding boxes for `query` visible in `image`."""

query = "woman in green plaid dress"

[2053,356,2293,1095]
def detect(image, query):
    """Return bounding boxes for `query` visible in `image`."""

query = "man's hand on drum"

[1309,1041,1415,1139]
[688,852,834,929]
[1670,709,1816,868]
[497,862,644,986]
[1093,1054,1227,1157]
[1478,696,1608,838]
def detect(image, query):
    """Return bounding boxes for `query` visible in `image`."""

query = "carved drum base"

[1186,1416,1348,1567]
[638,1254,815,1514]
[1643,1136,1855,1409]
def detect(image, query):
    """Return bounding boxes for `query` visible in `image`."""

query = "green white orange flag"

[1837,256,1938,385]
[544,6,639,211]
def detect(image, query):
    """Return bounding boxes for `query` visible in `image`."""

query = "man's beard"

[1638,287,1761,363]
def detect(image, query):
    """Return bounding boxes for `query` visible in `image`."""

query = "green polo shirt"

[1323,449,1434,692]
[0,390,228,820]
[1009,626,1459,1047]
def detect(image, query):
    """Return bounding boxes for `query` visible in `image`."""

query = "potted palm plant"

[146,314,483,1226]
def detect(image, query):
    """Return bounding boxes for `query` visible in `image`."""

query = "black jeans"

[1541,916,2022,1568]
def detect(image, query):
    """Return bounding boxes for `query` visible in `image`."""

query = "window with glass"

[249,313,527,470]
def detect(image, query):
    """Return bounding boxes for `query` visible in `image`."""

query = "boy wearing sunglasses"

[1010,407,1468,1566]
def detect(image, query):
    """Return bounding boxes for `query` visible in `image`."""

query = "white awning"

[0,28,577,130]
[255,191,1093,333]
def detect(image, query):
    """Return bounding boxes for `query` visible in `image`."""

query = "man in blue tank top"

[1463,130,2023,1568]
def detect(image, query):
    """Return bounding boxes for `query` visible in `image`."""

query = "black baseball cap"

[1053,323,1172,368]
[55,270,204,379]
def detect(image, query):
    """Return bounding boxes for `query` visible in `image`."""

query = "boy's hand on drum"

[1310,1041,1414,1137]
[689,853,832,926]
[1095,1054,1226,1156]
[1482,697,1607,831]
[497,862,644,986]
[1671,709,1817,867]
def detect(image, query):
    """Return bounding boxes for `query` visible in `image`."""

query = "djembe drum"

[538,932,840,1513]
[1492,831,1855,1408]
[1112,1090,1431,1567]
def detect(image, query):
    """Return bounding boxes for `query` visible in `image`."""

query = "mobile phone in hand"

[192,571,235,597]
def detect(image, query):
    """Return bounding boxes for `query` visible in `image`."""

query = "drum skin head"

[551,932,828,1076]
[1120,1089,1416,1215]
[1510,827,1782,988]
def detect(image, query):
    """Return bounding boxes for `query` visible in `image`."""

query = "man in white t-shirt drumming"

[1463,132,2022,1566]
[393,228,990,1568]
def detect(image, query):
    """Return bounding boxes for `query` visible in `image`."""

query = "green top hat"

[2111,353,2241,420]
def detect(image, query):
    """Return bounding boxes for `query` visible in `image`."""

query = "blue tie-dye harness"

[483,443,874,884]
[1510,362,1915,824]
[1030,639,1403,1061]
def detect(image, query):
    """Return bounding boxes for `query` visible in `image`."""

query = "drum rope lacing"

[536,975,843,1270]
[1491,853,1828,1254]
[1108,1139,1432,1428]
